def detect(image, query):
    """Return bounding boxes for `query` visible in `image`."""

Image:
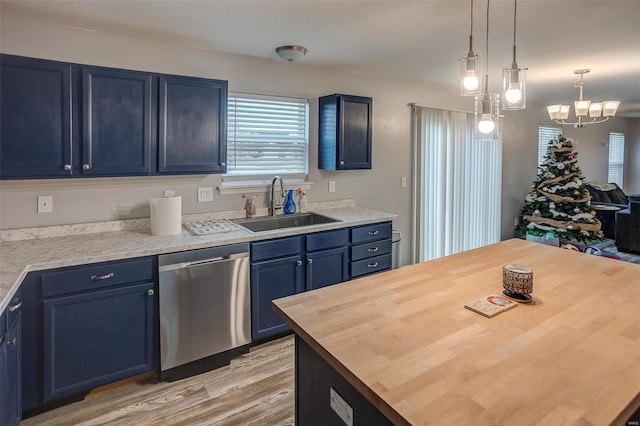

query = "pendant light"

[474,0,499,139]
[502,0,527,110]
[459,0,482,96]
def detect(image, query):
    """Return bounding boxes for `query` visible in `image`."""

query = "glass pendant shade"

[588,102,603,118]
[502,65,526,109]
[475,92,500,139]
[603,101,620,117]
[460,51,482,95]
[574,100,591,117]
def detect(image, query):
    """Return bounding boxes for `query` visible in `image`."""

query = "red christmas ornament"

[567,154,573,160]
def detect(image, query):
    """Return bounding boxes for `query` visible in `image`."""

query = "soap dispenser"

[283,189,296,214]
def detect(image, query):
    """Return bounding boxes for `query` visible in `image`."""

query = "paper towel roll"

[150,196,182,236]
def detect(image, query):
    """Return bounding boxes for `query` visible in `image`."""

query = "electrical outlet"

[329,181,336,193]
[38,195,53,213]
[164,190,175,198]
[401,177,407,188]
[197,187,214,203]
[514,217,519,226]
[330,388,353,426]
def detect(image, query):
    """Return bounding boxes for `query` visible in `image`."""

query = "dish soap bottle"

[284,189,296,214]
[298,189,309,213]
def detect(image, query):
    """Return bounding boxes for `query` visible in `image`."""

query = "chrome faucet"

[270,176,286,216]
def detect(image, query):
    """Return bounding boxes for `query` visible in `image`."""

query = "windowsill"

[217,178,313,195]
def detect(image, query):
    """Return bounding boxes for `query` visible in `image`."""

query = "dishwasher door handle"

[159,252,249,272]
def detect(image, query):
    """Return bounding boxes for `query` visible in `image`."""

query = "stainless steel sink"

[232,212,340,233]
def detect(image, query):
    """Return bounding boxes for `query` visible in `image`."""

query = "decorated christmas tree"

[517,134,603,243]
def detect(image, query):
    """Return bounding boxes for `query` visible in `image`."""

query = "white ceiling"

[2,0,639,116]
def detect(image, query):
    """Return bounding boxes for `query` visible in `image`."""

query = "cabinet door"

[338,95,372,170]
[82,67,152,175]
[306,247,349,291]
[43,282,155,402]
[4,312,21,426]
[251,255,303,341]
[158,75,227,174]
[0,55,73,178]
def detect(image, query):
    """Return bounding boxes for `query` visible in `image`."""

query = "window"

[608,131,625,187]
[538,125,562,166]
[226,93,309,179]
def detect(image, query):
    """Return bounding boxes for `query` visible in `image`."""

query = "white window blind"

[608,131,625,187]
[226,94,309,177]
[412,107,502,262]
[538,125,562,166]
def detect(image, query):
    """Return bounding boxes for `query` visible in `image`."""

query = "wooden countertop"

[273,239,640,425]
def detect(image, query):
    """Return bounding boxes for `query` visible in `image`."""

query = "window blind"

[226,94,309,176]
[412,107,501,262]
[608,131,625,187]
[538,125,562,166]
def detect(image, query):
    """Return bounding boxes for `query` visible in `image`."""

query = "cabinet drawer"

[351,238,392,262]
[351,254,392,278]
[351,222,392,244]
[306,228,349,252]
[251,236,303,262]
[41,257,154,298]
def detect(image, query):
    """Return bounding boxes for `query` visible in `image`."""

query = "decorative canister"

[502,264,533,296]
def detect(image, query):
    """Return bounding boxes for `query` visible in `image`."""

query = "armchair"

[615,194,640,253]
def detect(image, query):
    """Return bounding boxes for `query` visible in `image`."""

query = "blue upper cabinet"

[0,55,74,178]
[158,76,227,174]
[82,67,153,175]
[318,94,372,170]
[0,54,228,179]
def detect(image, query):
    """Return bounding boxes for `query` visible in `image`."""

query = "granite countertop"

[0,205,397,312]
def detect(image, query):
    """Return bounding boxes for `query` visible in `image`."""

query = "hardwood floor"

[22,336,295,426]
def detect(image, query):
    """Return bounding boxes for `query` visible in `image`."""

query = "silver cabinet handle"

[368,230,379,236]
[220,162,226,167]
[367,262,379,268]
[64,164,72,171]
[90,272,114,281]
[7,337,17,347]
[339,160,345,165]
[296,260,302,266]
[147,289,155,296]
[308,259,313,264]
[368,247,379,253]
[83,164,90,170]
[8,299,21,312]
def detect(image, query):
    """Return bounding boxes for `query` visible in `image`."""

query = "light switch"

[197,187,214,202]
[329,181,336,193]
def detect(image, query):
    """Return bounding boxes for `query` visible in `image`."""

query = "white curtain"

[412,106,502,262]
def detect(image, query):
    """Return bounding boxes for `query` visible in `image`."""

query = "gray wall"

[0,14,633,265]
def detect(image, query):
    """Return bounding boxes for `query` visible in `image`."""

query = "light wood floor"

[22,336,295,426]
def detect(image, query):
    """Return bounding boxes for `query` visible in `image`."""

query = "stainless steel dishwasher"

[159,243,250,381]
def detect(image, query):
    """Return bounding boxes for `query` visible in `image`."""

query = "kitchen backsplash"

[0,199,356,242]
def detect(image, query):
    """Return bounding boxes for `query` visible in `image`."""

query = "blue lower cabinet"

[251,255,304,341]
[42,282,155,402]
[306,247,349,291]
[1,293,22,426]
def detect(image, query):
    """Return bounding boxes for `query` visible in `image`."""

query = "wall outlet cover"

[330,388,353,426]
[329,181,336,193]
[38,195,53,213]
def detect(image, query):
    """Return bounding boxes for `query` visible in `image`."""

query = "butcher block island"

[273,239,640,425]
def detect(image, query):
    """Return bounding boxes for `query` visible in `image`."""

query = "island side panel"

[295,335,394,426]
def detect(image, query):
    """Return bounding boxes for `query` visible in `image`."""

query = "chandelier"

[546,69,620,128]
